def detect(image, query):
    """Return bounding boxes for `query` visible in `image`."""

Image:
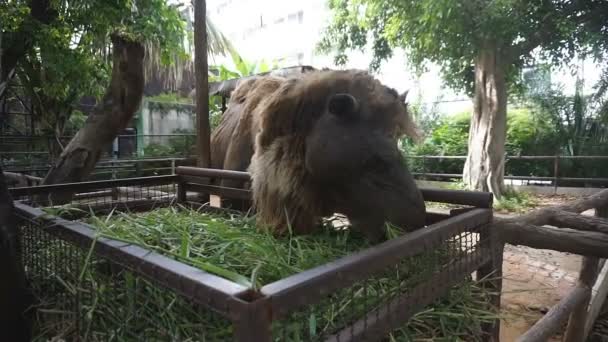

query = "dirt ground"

[496,194,594,341]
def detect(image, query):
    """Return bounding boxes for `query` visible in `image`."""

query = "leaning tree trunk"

[463,47,507,200]
[42,34,144,194]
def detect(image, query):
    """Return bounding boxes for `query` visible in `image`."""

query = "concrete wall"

[139,100,196,146]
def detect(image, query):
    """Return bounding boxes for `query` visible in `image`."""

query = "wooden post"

[518,286,589,342]
[553,155,559,194]
[233,298,272,342]
[478,217,504,342]
[177,179,186,203]
[194,0,211,168]
[563,257,598,342]
[563,205,607,342]
[221,96,227,113]
[421,155,426,179]
[135,161,142,177]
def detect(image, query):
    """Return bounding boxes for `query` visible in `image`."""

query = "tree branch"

[497,221,608,258]
[495,188,608,257]
[42,33,145,194]
[507,0,592,61]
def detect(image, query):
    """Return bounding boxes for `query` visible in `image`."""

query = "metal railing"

[2,157,195,187]
[407,154,608,187]
[3,150,608,188]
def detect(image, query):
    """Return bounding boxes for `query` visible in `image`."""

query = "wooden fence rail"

[516,198,608,342]
[406,154,608,187]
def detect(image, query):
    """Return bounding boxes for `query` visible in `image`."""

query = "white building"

[180,0,602,116]
[203,0,471,115]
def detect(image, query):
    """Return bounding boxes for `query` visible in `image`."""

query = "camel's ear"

[398,90,409,103]
[328,93,359,118]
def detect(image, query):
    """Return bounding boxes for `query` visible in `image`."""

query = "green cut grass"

[86,206,377,289]
[30,205,500,341]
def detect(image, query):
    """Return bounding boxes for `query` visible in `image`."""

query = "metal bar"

[38,198,176,221]
[517,286,589,342]
[403,155,608,160]
[14,203,248,316]
[175,168,492,207]
[419,188,493,208]
[260,209,492,319]
[411,173,608,183]
[405,155,466,159]
[8,175,177,197]
[325,251,489,342]
[185,183,251,201]
[176,166,251,181]
[0,151,49,154]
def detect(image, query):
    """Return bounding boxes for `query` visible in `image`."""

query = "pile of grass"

[31,206,499,341]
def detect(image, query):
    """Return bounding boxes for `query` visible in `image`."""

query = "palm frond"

[206,16,234,57]
[142,15,234,94]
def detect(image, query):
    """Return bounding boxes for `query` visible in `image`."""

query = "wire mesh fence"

[11,173,501,341]
[18,212,234,341]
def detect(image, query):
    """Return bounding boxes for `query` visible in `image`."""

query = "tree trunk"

[194,0,211,168]
[42,34,144,193]
[463,47,507,200]
[0,165,34,341]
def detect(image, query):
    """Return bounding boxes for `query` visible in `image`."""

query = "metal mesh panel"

[19,216,233,341]
[271,224,492,341]
[13,180,177,216]
[11,177,499,341]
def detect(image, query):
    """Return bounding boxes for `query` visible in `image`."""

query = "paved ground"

[500,245,582,341]
[497,199,595,341]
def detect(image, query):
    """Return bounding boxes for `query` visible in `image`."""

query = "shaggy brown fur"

[210,69,421,235]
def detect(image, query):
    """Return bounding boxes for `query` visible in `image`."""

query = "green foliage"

[403,111,470,175]
[493,188,538,213]
[521,68,608,180]
[0,2,30,32]
[4,0,189,140]
[147,93,193,104]
[209,96,224,130]
[404,107,563,177]
[146,93,194,113]
[142,143,175,157]
[143,128,195,159]
[206,51,281,133]
[319,0,608,96]
[210,49,279,81]
[65,110,87,134]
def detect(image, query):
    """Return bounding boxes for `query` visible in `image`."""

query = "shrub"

[404,107,563,178]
